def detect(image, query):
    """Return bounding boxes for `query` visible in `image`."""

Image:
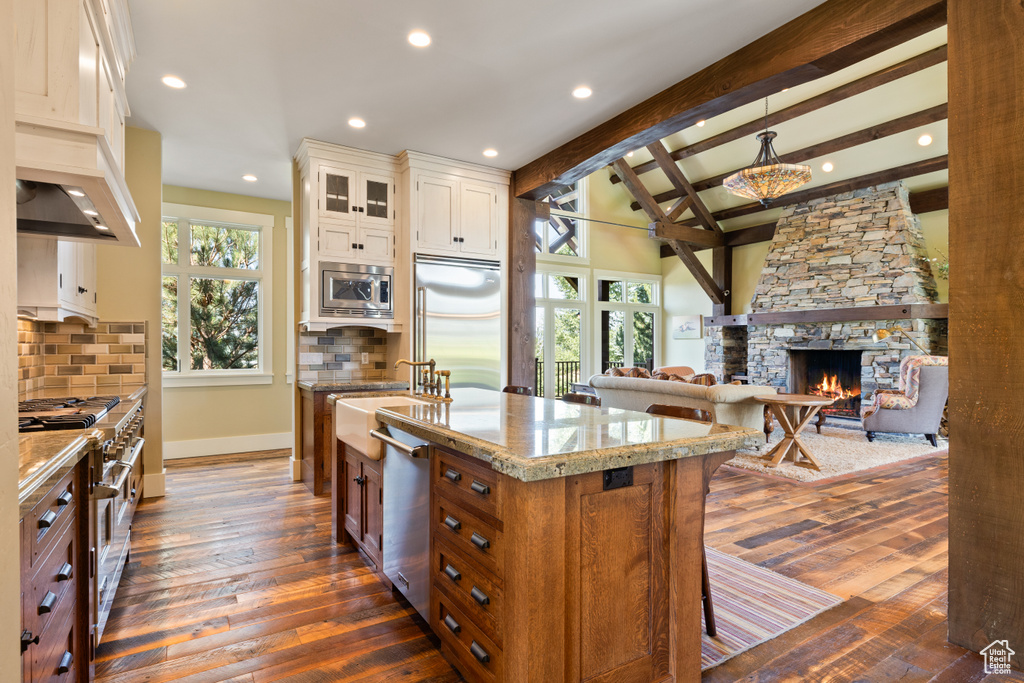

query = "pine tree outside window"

[161,203,275,387]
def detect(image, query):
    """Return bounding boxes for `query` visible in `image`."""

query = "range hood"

[16,116,141,247]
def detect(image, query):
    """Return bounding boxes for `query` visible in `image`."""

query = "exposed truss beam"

[909,186,948,213]
[513,0,947,199]
[612,157,724,304]
[645,140,724,236]
[610,45,948,185]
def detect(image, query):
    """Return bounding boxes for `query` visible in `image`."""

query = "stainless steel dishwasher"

[371,425,431,620]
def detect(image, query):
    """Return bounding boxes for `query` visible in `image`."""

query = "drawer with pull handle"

[434,447,502,524]
[32,596,77,683]
[433,537,504,645]
[434,495,504,579]
[27,522,77,638]
[30,467,77,568]
[434,590,502,683]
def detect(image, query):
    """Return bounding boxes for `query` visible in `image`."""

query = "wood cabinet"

[424,445,729,683]
[333,440,384,572]
[17,236,98,323]
[299,387,334,496]
[21,457,90,683]
[410,170,505,259]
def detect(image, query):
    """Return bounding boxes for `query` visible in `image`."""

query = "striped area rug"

[702,547,843,670]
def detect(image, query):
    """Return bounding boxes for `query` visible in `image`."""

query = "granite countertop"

[375,388,765,482]
[298,380,409,393]
[18,383,148,517]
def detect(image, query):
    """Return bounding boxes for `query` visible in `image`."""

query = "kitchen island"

[369,388,763,683]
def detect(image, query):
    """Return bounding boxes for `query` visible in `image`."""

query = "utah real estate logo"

[981,640,1014,675]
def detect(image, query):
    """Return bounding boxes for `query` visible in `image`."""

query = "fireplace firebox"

[789,350,863,418]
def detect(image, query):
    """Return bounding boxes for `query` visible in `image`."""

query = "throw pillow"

[688,373,717,387]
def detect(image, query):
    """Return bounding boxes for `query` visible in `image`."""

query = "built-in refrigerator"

[413,254,501,391]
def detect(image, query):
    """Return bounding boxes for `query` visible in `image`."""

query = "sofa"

[588,374,778,432]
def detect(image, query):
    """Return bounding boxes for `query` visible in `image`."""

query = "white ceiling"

[126,0,827,202]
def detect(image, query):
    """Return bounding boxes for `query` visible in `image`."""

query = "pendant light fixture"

[723,97,812,206]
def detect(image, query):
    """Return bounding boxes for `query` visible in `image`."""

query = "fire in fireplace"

[789,350,863,418]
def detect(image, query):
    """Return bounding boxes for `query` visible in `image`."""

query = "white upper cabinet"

[402,153,509,261]
[18,236,99,323]
[459,182,499,257]
[318,166,395,230]
[416,175,459,254]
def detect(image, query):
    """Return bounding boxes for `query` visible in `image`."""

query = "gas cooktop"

[18,395,121,432]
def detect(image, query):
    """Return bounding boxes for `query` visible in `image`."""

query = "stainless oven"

[320,262,393,318]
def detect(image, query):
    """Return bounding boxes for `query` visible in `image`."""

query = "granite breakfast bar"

[370,389,764,683]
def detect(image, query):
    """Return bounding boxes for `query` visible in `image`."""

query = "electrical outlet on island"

[361,352,369,364]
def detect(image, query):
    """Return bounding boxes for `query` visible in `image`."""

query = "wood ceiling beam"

[650,221,724,248]
[513,0,947,199]
[645,140,724,236]
[612,157,725,304]
[629,104,949,210]
[909,185,948,213]
[610,47,948,185]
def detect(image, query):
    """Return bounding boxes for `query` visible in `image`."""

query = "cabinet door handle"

[470,641,490,664]
[443,515,461,532]
[443,564,461,582]
[58,650,73,674]
[444,468,461,483]
[443,614,461,634]
[471,532,490,550]
[20,631,39,654]
[352,242,358,249]
[38,591,57,615]
[57,562,73,582]
[38,509,58,529]
[353,476,365,486]
[57,491,73,506]
[470,480,490,496]
[78,286,87,294]
[470,585,490,606]
[358,243,364,249]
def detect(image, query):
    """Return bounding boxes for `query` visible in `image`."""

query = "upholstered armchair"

[862,356,948,446]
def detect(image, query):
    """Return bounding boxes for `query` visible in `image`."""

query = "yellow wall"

[919,210,949,303]
[661,251,713,371]
[586,168,662,276]
[159,186,293,446]
[0,0,22,670]
[97,127,167,495]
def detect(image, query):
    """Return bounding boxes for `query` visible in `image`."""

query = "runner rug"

[702,547,843,671]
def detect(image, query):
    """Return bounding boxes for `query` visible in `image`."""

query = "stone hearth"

[706,181,947,404]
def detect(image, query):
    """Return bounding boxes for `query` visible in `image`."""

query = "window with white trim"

[161,203,274,386]
[536,177,588,262]
[534,267,588,397]
[593,272,660,373]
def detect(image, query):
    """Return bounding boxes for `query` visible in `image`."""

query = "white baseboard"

[143,470,166,498]
[163,432,294,460]
[290,456,302,481]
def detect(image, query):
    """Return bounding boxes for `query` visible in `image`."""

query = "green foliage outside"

[162,221,261,372]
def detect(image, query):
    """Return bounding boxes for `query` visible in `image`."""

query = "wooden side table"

[753,394,836,471]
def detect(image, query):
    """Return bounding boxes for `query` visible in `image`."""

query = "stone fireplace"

[790,349,862,417]
[706,181,947,408]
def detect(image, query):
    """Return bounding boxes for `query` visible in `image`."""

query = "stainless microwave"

[320,262,394,318]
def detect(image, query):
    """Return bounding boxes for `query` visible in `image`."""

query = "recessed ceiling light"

[408,30,431,47]
[822,161,834,172]
[242,174,258,182]
[96,225,109,231]
[626,151,634,158]
[781,88,790,93]
[67,189,85,197]
[161,75,186,89]
[918,133,933,146]
[482,149,498,158]
[83,209,98,216]
[348,117,366,128]
[696,120,706,128]
[572,86,592,99]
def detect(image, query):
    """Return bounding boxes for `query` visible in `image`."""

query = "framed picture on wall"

[671,315,702,340]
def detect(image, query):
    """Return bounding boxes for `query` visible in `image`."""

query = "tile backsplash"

[17,318,147,395]
[298,326,389,383]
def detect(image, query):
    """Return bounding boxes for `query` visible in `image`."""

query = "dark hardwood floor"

[94,449,1022,682]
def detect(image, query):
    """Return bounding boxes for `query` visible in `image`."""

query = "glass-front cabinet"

[318,165,395,228]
